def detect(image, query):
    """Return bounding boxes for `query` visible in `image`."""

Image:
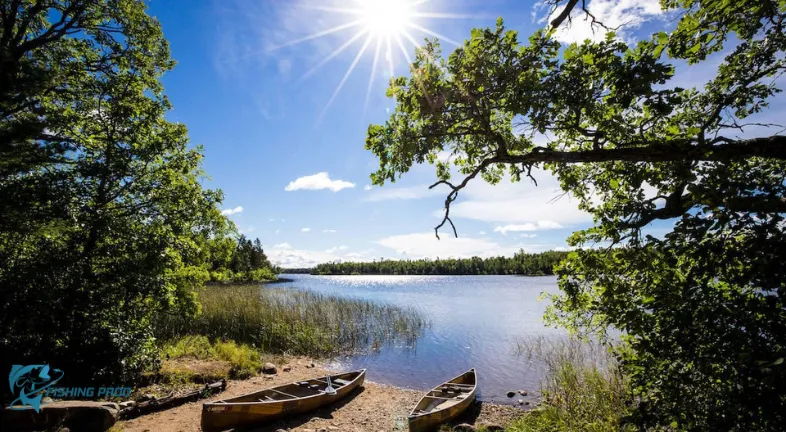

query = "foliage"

[510,338,633,432]
[313,250,568,275]
[366,1,786,429]
[161,335,264,380]
[0,0,225,385]
[207,235,276,283]
[154,285,429,357]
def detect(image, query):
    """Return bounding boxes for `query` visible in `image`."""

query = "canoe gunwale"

[407,368,477,421]
[203,368,366,407]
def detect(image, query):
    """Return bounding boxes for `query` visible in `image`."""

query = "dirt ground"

[119,360,526,432]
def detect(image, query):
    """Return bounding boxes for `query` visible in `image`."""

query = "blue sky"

[147,0,784,267]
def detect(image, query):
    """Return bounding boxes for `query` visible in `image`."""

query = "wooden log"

[119,379,226,419]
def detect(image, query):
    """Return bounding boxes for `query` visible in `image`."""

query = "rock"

[318,428,327,432]
[100,402,119,410]
[524,401,531,405]
[518,399,525,405]
[283,366,292,372]
[506,391,516,398]
[119,401,136,409]
[478,422,504,431]
[306,362,316,368]
[42,397,54,404]
[264,375,274,380]
[454,424,476,432]
[328,426,340,431]
[139,394,156,402]
[518,389,528,396]
[2,401,118,432]
[263,362,278,374]
[275,429,288,432]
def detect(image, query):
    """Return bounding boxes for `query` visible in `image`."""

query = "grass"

[155,285,429,357]
[508,337,634,432]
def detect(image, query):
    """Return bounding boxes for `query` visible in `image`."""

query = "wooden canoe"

[408,368,477,432]
[201,369,365,431]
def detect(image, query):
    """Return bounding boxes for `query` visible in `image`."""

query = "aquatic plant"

[509,337,633,432]
[154,285,429,357]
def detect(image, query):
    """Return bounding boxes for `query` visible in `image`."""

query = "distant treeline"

[280,268,313,274]
[312,250,569,275]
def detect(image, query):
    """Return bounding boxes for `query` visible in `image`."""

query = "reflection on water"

[273,274,567,403]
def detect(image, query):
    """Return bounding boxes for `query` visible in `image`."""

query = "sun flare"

[360,0,414,37]
[275,0,469,120]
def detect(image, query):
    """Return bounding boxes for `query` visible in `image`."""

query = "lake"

[273,274,567,404]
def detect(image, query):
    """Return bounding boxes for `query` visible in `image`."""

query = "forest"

[312,250,568,275]
[207,235,276,283]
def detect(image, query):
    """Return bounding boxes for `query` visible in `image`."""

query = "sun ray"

[395,33,412,65]
[278,0,468,119]
[301,28,370,80]
[269,20,364,51]
[385,34,395,78]
[319,34,375,121]
[406,21,461,46]
[364,37,384,116]
[301,5,364,15]
[401,29,421,53]
[413,12,477,19]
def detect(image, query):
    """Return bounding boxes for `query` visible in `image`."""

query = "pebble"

[283,366,292,372]
[518,389,528,396]
[506,391,516,398]
[518,399,525,405]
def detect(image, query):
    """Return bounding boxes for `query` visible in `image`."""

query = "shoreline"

[120,360,526,432]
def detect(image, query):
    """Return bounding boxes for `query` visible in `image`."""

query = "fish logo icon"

[8,364,65,412]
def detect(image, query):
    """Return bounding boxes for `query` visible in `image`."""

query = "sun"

[272,0,468,121]
[359,0,414,37]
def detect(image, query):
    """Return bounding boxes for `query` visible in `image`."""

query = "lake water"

[274,274,567,404]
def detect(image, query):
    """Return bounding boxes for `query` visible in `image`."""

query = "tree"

[366,1,785,429]
[1,0,225,385]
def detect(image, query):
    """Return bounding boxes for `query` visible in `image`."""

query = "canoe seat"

[333,378,351,386]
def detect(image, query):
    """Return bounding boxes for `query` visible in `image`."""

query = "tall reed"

[154,285,429,357]
[509,336,634,432]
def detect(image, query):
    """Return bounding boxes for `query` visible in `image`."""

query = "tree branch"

[549,0,581,29]
[429,135,786,237]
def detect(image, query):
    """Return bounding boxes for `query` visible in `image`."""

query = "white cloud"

[365,184,442,202]
[275,229,281,234]
[493,221,564,235]
[442,170,592,228]
[285,172,355,192]
[273,243,292,249]
[220,206,243,216]
[325,245,349,254]
[546,0,665,44]
[322,229,337,233]
[267,246,374,268]
[301,227,311,232]
[269,218,276,222]
[478,231,486,235]
[239,225,256,234]
[376,232,548,259]
[364,185,373,191]
[520,233,538,238]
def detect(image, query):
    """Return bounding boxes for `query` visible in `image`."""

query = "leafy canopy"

[0,0,230,384]
[366,0,786,429]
